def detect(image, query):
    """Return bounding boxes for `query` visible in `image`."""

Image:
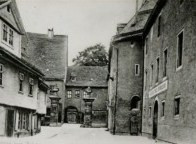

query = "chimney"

[116,23,127,34]
[48,28,54,38]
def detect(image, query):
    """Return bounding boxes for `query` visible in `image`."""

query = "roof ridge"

[27,32,67,37]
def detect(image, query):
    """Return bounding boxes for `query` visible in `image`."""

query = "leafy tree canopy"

[72,44,108,66]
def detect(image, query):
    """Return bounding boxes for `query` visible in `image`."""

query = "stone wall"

[142,1,196,143]
[45,80,65,123]
[65,86,108,126]
[108,39,144,134]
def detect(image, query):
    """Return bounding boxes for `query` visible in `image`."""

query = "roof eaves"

[113,29,143,43]
[0,47,44,77]
[143,0,167,37]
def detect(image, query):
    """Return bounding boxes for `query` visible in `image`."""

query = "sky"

[16,0,142,66]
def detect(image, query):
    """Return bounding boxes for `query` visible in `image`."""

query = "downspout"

[113,47,119,135]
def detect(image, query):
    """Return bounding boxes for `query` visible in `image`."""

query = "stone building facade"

[109,0,196,143]
[24,29,68,125]
[142,0,196,143]
[108,0,156,135]
[0,0,48,137]
[65,66,108,127]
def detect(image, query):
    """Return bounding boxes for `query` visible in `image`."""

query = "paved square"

[0,124,169,144]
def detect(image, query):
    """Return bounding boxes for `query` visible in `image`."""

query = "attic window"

[7,5,11,13]
[70,72,76,81]
[71,76,76,81]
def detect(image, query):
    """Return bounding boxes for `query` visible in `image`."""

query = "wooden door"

[6,110,14,137]
[67,112,77,123]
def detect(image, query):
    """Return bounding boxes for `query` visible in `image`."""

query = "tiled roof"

[0,46,44,77]
[117,0,158,36]
[66,66,108,87]
[24,32,68,79]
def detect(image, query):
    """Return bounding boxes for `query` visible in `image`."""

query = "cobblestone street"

[0,124,169,144]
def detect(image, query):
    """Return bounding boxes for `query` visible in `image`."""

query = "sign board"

[149,80,168,98]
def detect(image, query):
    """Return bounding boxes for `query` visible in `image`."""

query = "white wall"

[37,90,47,114]
[0,60,38,110]
[0,106,6,135]
[0,20,22,58]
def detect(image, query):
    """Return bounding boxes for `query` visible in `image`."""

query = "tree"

[72,44,108,66]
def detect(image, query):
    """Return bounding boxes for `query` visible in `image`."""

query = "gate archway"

[64,106,78,123]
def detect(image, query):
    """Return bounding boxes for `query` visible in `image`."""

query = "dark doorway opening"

[6,110,14,137]
[153,101,158,139]
[130,96,141,110]
[64,106,78,123]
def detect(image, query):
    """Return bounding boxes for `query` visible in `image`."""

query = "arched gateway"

[64,106,78,123]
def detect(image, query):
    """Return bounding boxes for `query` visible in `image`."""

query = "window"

[135,64,140,76]
[157,15,161,37]
[0,64,3,86]
[156,58,159,83]
[19,73,24,92]
[150,26,154,41]
[71,76,76,81]
[177,31,183,68]
[151,64,154,86]
[149,106,152,118]
[9,29,13,46]
[3,24,8,42]
[29,78,34,96]
[7,5,11,13]
[67,90,72,98]
[75,90,80,98]
[161,101,165,117]
[163,49,168,77]
[2,23,14,46]
[180,0,184,5]
[145,70,148,90]
[18,112,29,130]
[83,91,88,98]
[145,37,148,55]
[174,96,180,116]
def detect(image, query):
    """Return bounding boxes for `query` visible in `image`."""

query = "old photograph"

[0,0,195,144]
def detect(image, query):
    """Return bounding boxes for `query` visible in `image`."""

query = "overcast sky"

[16,0,142,66]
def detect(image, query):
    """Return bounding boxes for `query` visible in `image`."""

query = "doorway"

[65,106,78,123]
[6,110,14,137]
[153,101,158,139]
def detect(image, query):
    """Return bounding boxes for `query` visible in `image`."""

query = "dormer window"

[3,24,8,42]
[2,23,14,47]
[71,76,76,81]
[7,5,11,13]
[9,29,14,46]
[70,72,77,81]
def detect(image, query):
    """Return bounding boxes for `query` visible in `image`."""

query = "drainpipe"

[113,47,119,135]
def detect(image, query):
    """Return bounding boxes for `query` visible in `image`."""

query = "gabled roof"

[66,66,108,88]
[113,0,158,42]
[24,32,68,79]
[0,0,25,34]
